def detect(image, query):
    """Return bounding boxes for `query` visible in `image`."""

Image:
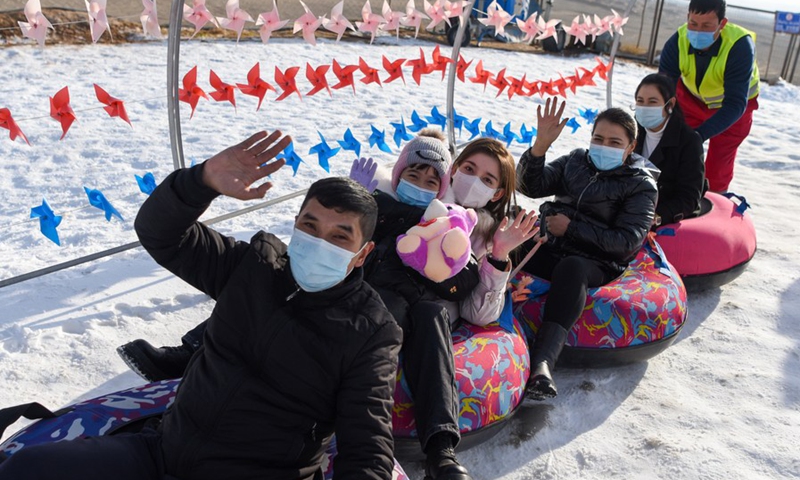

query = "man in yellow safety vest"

[658,0,759,193]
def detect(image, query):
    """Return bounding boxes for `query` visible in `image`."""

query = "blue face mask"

[288,228,363,293]
[396,179,438,208]
[635,105,668,130]
[687,28,717,50]
[589,144,627,171]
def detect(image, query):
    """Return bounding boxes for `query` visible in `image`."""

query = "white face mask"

[451,170,498,208]
[288,228,363,292]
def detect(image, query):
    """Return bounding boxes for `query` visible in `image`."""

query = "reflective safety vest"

[677,22,760,109]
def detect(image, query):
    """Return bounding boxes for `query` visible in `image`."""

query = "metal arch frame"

[167,0,185,170]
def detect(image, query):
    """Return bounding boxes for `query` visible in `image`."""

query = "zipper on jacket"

[286,286,301,301]
[575,173,599,212]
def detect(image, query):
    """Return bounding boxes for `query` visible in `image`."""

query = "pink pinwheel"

[216,0,253,42]
[381,0,404,38]
[355,0,384,44]
[593,13,611,36]
[401,0,429,38]
[515,12,541,42]
[255,0,289,44]
[140,0,162,38]
[293,0,324,46]
[0,108,30,145]
[444,0,467,19]
[479,1,512,36]
[85,0,111,43]
[424,0,450,31]
[18,0,53,47]
[608,9,628,35]
[322,0,354,42]
[562,15,589,45]
[536,16,561,41]
[183,0,219,38]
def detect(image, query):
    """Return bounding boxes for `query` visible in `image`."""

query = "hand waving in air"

[349,157,379,193]
[491,208,540,262]
[530,97,569,157]
[202,130,293,200]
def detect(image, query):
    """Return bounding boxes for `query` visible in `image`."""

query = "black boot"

[116,339,194,382]
[526,322,569,400]
[424,433,472,480]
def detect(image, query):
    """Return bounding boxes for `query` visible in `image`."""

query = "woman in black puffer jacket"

[516,99,658,400]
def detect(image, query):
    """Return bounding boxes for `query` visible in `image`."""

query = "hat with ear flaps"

[391,134,453,199]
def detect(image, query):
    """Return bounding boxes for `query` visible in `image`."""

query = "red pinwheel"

[331,59,359,94]
[49,86,77,140]
[0,108,29,145]
[305,63,331,97]
[489,68,508,97]
[455,54,472,83]
[506,73,527,100]
[358,57,381,87]
[93,84,131,127]
[405,48,434,86]
[468,60,494,91]
[593,56,612,81]
[275,66,302,101]
[574,67,597,87]
[208,70,237,108]
[539,79,558,97]
[523,78,540,97]
[382,55,406,84]
[236,63,276,110]
[429,45,453,80]
[178,66,209,118]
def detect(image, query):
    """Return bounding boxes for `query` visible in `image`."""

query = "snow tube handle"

[0,402,72,441]
[721,192,751,215]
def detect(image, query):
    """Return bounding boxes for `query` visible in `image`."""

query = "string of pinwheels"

[1,48,611,144]
[5,0,628,48]
[11,102,600,246]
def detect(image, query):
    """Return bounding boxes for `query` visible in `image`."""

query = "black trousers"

[376,288,460,452]
[0,429,168,480]
[523,244,618,331]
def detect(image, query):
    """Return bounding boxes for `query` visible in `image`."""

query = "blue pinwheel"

[425,106,447,131]
[502,122,521,147]
[308,132,341,173]
[390,117,414,147]
[464,118,482,140]
[277,142,304,176]
[408,110,428,132]
[368,125,392,153]
[566,117,581,134]
[85,187,123,222]
[337,128,362,158]
[483,120,501,140]
[135,172,157,196]
[578,108,599,125]
[30,198,62,246]
[452,108,469,135]
[518,124,536,145]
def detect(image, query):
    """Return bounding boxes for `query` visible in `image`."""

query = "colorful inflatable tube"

[0,381,410,479]
[392,317,529,457]
[655,192,756,291]
[514,241,687,368]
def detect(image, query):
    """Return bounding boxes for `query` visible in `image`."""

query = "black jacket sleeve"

[516,148,568,198]
[133,165,251,300]
[416,254,480,301]
[565,176,658,263]
[657,128,706,223]
[333,320,402,480]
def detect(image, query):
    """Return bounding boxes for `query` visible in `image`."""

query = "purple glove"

[349,157,379,193]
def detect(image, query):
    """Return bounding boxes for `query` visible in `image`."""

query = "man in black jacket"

[0,131,403,480]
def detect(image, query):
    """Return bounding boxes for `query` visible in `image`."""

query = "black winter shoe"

[526,361,558,400]
[117,339,193,382]
[424,434,472,480]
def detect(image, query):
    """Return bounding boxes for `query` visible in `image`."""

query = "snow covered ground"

[1,33,799,479]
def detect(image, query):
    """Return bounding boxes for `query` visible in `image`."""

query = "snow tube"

[655,192,756,291]
[515,241,687,368]
[392,317,529,457]
[0,381,410,479]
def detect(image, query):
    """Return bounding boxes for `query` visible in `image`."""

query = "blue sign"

[776,12,800,34]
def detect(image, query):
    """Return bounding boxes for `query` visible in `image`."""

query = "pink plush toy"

[396,199,478,283]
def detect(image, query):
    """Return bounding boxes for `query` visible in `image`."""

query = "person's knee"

[552,256,590,282]
[409,301,450,332]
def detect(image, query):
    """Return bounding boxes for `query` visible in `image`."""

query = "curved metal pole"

[167,0,185,170]
[446,0,475,155]
[606,0,640,109]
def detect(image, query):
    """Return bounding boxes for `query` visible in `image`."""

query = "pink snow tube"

[655,191,756,290]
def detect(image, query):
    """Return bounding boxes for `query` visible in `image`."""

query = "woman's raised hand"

[530,98,568,157]
[491,208,540,262]
[202,131,292,200]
